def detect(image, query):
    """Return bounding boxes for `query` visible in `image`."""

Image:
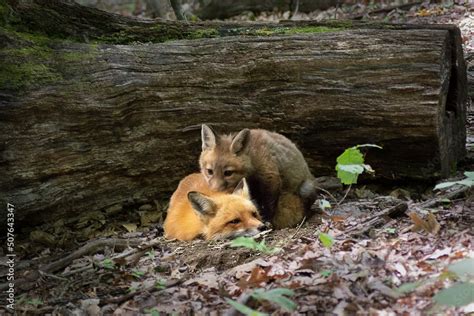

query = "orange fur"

[164,173,263,241]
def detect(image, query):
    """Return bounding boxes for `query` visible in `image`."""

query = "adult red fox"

[199,125,317,229]
[164,173,263,241]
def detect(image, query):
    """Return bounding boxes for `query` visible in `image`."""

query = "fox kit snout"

[164,174,264,241]
[199,124,317,228]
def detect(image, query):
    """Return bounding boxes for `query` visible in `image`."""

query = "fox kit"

[199,125,317,229]
[164,173,263,241]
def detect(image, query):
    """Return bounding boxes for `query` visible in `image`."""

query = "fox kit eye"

[223,170,234,177]
[227,218,241,225]
[207,169,213,175]
[252,211,259,218]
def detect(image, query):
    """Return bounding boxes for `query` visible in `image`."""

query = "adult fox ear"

[188,191,216,218]
[233,178,250,199]
[201,124,216,151]
[230,128,250,154]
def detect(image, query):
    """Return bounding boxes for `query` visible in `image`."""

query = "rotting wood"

[0,0,468,227]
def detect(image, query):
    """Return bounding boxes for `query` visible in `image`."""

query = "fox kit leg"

[251,169,281,221]
[272,192,305,229]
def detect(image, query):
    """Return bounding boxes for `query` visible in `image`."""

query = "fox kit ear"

[188,191,216,218]
[201,124,216,151]
[230,128,250,154]
[233,178,250,199]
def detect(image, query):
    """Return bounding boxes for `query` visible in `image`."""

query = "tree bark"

[0,0,468,227]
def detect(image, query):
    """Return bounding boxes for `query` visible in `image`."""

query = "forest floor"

[1,1,473,315]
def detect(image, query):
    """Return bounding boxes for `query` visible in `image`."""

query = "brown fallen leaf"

[408,212,440,235]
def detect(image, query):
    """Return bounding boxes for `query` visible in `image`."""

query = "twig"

[337,184,352,206]
[103,277,185,304]
[314,185,339,205]
[290,216,307,239]
[418,185,470,208]
[342,202,408,237]
[39,270,69,281]
[0,238,142,292]
[39,238,141,273]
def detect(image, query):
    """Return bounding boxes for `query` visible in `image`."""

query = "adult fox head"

[199,124,252,193]
[188,178,263,240]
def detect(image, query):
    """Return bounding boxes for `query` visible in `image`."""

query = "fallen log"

[0,1,467,227]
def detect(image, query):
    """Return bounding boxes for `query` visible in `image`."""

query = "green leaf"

[434,172,474,190]
[320,270,332,277]
[433,282,474,307]
[144,308,160,316]
[225,298,267,316]
[230,237,279,254]
[335,145,380,185]
[101,258,115,270]
[318,199,331,210]
[434,181,458,190]
[26,298,43,307]
[384,227,396,234]
[337,147,364,165]
[395,280,424,294]
[464,171,474,180]
[448,258,474,279]
[252,288,296,311]
[155,279,166,290]
[319,232,335,249]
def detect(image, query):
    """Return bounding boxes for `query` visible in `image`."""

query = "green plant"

[131,269,145,279]
[144,307,161,316]
[155,279,166,290]
[226,288,296,315]
[225,298,267,316]
[333,144,381,205]
[318,232,335,249]
[230,237,280,254]
[252,288,296,311]
[335,144,382,185]
[23,298,43,307]
[318,199,331,211]
[146,250,156,260]
[433,282,474,307]
[434,172,474,190]
[384,227,396,234]
[100,258,115,270]
[395,258,474,308]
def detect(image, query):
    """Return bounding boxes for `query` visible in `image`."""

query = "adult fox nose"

[258,222,271,231]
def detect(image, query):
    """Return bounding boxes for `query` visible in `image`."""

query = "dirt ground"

[1,1,473,315]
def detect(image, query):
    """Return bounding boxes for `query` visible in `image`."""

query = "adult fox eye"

[224,170,234,177]
[227,218,241,225]
[207,169,213,175]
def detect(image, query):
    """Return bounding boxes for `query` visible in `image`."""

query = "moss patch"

[0,27,98,91]
[222,25,346,38]
[186,28,219,40]
[0,2,17,27]
[282,26,344,34]
[0,62,62,90]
